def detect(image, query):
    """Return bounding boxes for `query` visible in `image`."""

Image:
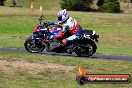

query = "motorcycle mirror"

[38,15,44,23]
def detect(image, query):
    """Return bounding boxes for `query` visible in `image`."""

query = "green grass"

[0,51,132,88]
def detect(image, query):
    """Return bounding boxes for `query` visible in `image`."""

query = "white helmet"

[57,9,69,23]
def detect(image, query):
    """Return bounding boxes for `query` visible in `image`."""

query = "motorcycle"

[24,15,99,57]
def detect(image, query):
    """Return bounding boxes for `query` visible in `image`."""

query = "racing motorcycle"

[24,15,99,57]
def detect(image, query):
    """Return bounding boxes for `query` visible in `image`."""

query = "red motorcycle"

[24,15,99,57]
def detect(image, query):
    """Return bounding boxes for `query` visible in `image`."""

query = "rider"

[47,9,84,46]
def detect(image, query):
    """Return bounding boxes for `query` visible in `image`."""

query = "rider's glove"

[47,22,55,26]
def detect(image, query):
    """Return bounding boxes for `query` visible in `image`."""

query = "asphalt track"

[0,48,132,61]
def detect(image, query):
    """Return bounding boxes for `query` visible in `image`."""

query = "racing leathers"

[47,17,84,46]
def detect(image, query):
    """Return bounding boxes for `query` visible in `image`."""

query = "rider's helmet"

[57,9,69,24]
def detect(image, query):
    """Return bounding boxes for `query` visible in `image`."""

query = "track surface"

[0,48,132,61]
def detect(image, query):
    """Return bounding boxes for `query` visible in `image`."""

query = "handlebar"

[38,15,62,29]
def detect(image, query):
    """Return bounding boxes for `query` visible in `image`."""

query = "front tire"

[75,39,97,57]
[24,38,45,53]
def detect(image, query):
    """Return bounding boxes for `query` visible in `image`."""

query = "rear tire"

[24,38,45,53]
[75,39,97,57]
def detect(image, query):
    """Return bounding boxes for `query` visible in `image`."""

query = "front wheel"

[24,38,45,53]
[75,39,97,57]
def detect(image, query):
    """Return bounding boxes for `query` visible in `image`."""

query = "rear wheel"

[75,39,97,57]
[24,38,45,53]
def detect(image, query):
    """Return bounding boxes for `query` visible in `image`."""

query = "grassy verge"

[0,51,132,88]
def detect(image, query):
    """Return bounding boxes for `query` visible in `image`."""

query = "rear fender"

[83,30,99,42]
[89,34,99,42]
[83,30,96,36]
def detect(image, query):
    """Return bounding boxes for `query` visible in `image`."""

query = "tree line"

[61,0,131,13]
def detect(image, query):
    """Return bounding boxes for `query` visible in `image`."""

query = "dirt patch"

[0,60,8,70]
[0,59,74,75]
